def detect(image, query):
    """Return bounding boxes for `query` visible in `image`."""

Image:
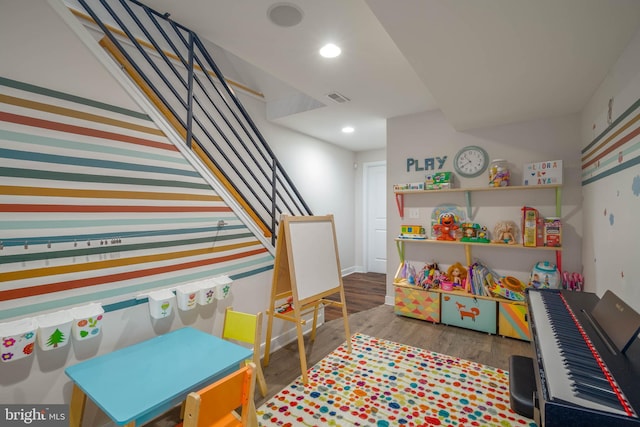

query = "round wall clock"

[453,145,489,178]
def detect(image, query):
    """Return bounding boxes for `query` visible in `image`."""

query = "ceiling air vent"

[326,92,350,104]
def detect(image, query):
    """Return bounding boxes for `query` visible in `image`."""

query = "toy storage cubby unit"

[393,184,562,341]
[394,284,440,322]
[440,291,496,334]
[394,283,530,340]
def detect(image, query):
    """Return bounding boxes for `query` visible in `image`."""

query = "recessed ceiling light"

[342,126,354,134]
[320,43,341,58]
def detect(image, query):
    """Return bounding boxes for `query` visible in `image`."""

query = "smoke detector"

[267,3,303,27]
[326,92,350,104]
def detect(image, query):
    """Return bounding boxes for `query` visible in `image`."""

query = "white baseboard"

[259,306,325,356]
[341,265,361,276]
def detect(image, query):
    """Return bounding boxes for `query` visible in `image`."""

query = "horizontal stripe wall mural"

[582,97,640,185]
[0,77,273,320]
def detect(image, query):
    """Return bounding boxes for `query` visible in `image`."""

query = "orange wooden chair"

[180,362,257,427]
[221,307,268,398]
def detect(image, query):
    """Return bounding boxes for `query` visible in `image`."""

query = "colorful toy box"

[394,182,425,191]
[544,217,562,247]
[521,206,539,247]
[424,172,454,190]
[394,284,440,322]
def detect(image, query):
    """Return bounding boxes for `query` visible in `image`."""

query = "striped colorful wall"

[0,76,273,321]
[582,98,640,185]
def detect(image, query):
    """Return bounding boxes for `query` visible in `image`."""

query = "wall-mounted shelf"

[395,238,561,267]
[394,183,563,271]
[394,184,562,219]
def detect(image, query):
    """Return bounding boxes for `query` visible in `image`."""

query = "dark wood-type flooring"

[323,271,386,321]
[147,273,532,426]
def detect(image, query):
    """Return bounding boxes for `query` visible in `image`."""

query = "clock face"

[454,146,489,178]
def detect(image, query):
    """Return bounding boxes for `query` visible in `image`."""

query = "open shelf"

[394,184,561,219]
[393,183,562,270]
[395,237,561,250]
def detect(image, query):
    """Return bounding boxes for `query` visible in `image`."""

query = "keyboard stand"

[510,355,537,419]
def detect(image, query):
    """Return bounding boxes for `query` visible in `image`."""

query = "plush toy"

[432,212,459,241]
[492,220,518,244]
[446,262,468,286]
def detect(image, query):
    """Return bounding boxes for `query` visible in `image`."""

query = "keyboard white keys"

[528,291,628,416]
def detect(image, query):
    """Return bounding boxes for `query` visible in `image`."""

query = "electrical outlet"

[408,208,420,219]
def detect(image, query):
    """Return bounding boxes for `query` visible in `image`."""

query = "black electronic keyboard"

[522,289,640,427]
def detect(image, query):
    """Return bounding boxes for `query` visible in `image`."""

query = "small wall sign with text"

[406,156,447,172]
[523,160,563,185]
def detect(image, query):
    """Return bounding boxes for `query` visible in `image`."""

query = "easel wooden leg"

[69,384,87,427]
[263,308,275,366]
[310,304,319,342]
[295,320,309,384]
[340,291,352,353]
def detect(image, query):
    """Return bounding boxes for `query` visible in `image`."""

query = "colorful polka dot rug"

[257,333,537,426]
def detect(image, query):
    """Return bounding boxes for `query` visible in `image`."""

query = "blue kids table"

[65,327,253,426]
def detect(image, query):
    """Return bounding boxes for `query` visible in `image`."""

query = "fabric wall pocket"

[35,310,73,351]
[70,303,104,341]
[148,289,175,319]
[0,318,37,362]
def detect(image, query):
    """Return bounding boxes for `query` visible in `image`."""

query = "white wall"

[386,110,582,299]
[239,94,357,271]
[580,26,640,312]
[0,0,358,415]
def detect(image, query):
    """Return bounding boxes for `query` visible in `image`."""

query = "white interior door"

[365,162,387,273]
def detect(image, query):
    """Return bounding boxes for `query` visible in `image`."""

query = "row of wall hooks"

[0,239,125,251]
[1,219,236,251]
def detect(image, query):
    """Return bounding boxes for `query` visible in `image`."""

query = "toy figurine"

[492,220,518,244]
[432,212,459,241]
[419,262,443,288]
[446,262,467,286]
[426,262,440,283]
[459,222,490,243]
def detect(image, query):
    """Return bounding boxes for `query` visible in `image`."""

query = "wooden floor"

[147,273,532,426]
[323,272,386,321]
[254,303,532,408]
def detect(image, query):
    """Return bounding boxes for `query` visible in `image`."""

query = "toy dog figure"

[433,212,459,241]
